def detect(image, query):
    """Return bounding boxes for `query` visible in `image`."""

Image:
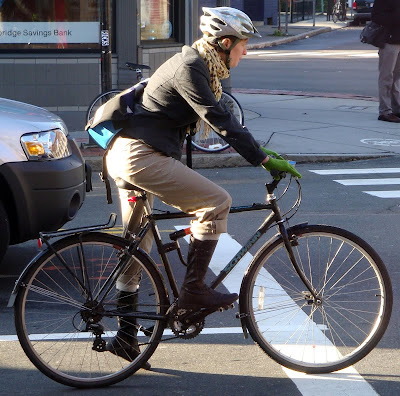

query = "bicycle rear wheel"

[86,90,122,123]
[191,91,243,153]
[14,232,168,388]
[240,224,392,374]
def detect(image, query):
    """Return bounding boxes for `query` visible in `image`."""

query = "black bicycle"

[86,62,243,153]
[9,172,392,388]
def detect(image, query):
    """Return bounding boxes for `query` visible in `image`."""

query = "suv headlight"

[21,129,71,160]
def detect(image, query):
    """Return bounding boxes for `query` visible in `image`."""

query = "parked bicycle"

[8,170,392,388]
[332,0,346,23]
[86,62,243,153]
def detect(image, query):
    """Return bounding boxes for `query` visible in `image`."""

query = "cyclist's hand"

[260,146,284,160]
[262,157,302,179]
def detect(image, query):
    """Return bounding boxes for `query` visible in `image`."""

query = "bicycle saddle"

[115,177,145,193]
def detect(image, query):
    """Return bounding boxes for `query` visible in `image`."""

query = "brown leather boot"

[178,238,238,310]
[106,290,151,370]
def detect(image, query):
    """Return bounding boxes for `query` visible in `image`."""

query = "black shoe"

[106,336,151,370]
[178,285,238,310]
[378,113,400,123]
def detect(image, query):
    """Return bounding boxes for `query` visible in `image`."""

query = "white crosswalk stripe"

[310,168,400,198]
[247,50,378,59]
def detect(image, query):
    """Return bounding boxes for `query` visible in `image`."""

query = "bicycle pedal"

[218,303,235,312]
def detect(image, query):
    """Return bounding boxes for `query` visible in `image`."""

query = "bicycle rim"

[241,225,392,373]
[14,233,168,388]
[191,92,243,152]
[86,90,122,123]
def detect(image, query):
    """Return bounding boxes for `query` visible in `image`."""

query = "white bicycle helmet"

[200,7,261,41]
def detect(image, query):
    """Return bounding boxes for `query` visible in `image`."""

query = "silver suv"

[0,97,88,263]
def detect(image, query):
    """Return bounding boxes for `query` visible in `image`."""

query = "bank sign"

[0,22,100,44]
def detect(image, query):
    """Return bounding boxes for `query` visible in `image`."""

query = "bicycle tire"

[86,90,123,124]
[191,91,244,153]
[240,224,392,374]
[14,232,168,388]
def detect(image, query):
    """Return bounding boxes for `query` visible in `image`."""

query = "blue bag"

[87,121,122,150]
[86,79,149,149]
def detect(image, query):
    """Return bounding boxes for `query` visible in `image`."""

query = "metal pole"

[312,0,316,26]
[285,0,289,35]
[100,0,112,93]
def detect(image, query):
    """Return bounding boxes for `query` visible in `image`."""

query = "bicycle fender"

[7,247,46,307]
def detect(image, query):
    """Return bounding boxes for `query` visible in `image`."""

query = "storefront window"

[0,0,100,50]
[141,0,175,41]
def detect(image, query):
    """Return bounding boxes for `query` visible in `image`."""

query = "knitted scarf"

[191,38,230,138]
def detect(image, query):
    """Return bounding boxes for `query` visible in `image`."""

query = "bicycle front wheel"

[191,91,243,153]
[86,90,122,123]
[240,224,392,374]
[14,232,168,388]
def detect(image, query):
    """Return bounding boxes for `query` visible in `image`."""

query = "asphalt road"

[231,26,379,98]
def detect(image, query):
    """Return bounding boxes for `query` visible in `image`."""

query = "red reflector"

[184,227,191,235]
[128,197,137,203]
[38,239,42,248]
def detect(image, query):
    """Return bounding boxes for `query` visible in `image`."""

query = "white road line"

[334,178,400,186]
[283,367,378,396]
[175,227,378,395]
[248,50,377,59]
[310,168,400,175]
[363,190,400,198]
[0,328,245,342]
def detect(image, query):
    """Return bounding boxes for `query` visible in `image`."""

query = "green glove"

[262,157,302,179]
[260,146,284,160]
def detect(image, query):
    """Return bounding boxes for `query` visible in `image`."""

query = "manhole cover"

[361,138,400,146]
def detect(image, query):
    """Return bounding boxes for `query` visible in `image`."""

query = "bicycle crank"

[168,305,205,339]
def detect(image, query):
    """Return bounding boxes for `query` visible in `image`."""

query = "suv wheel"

[0,201,10,263]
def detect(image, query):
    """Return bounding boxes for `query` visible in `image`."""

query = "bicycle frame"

[127,178,318,303]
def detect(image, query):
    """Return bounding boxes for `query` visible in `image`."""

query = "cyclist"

[106,6,302,364]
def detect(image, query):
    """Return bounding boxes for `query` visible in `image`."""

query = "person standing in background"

[372,0,400,123]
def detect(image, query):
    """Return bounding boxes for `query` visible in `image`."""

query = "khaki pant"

[378,43,400,116]
[106,137,232,291]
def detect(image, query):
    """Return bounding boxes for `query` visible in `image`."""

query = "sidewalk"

[76,14,397,171]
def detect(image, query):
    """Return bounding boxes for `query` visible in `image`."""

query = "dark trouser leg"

[106,290,151,370]
[178,238,238,310]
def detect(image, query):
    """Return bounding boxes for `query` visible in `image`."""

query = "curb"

[233,88,378,102]
[247,27,332,50]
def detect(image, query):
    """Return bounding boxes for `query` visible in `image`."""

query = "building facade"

[0,0,275,130]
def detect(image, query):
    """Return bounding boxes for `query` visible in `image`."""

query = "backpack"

[85,78,149,149]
